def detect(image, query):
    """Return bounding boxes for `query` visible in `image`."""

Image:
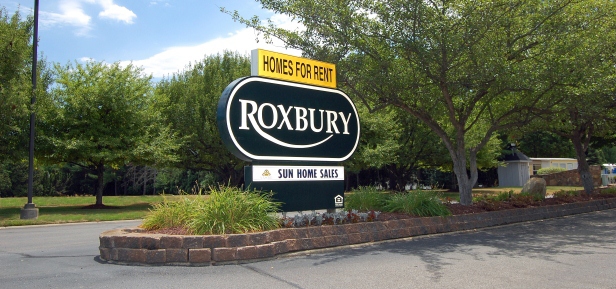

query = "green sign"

[217,76,360,162]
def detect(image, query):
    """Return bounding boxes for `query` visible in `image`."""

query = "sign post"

[217,49,359,211]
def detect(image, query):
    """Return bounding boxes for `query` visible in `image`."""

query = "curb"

[99,198,616,266]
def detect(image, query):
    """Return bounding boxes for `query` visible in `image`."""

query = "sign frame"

[217,76,360,162]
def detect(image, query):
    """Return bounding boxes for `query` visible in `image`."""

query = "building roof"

[530,158,577,161]
[501,149,531,162]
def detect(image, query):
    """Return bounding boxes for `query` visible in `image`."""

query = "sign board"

[245,166,344,211]
[217,76,360,162]
[219,51,356,212]
[252,165,344,182]
[251,49,337,88]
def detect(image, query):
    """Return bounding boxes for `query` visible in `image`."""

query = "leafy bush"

[383,191,451,217]
[141,196,197,230]
[345,186,387,211]
[516,192,544,202]
[189,186,281,235]
[553,189,582,198]
[599,187,616,195]
[536,167,567,175]
[142,186,281,235]
[473,191,513,202]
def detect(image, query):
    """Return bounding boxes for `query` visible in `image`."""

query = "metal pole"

[21,0,40,219]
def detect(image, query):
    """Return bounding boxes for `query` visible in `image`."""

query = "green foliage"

[599,187,616,195]
[153,51,250,185]
[0,161,75,197]
[383,191,451,217]
[514,132,575,158]
[154,168,217,195]
[345,106,452,191]
[599,146,616,164]
[345,106,403,171]
[344,186,387,211]
[142,186,281,235]
[0,8,51,163]
[517,192,545,202]
[224,0,615,205]
[537,167,567,175]
[189,187,281,235]
[0,8,31,161]
[39,60,180,205]
[473,191,513,203]
[553,189,582,198]
[522,0,616,194]
[141,196,196,230]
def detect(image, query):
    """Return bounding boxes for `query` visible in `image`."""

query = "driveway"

[1,210,615,288]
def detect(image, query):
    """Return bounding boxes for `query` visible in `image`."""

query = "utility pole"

[21,0,40,219]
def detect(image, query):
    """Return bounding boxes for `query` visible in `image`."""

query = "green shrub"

[188,186,281,235]
[141,196,198,230]
[345,186,387,211]
[383,191,451,217]
[516,192,544,202]
[553,189,582,198]
[473,191,513,202]
[598,187,616,195]
[142,186,281,235]
[536,167,567,175]
[493,191,514,201]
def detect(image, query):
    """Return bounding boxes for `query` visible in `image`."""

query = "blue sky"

[2,0,300,79]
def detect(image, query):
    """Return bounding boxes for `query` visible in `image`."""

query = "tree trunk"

[152,169,157,195]
[143,174,147,195]
[95,163,104,206]
[451,147,479,206]
[571,136,595,195]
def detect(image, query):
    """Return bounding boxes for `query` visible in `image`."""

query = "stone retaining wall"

[99,198,616,266]
[533,165,601,187]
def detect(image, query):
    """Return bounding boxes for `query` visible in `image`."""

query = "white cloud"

[40,0,92,36]
[125,14,304,78]
[148,0,170,7]
[125,28,298,78]
[97,0,137,24]
[38,0,135,36]
[79,57,95,62]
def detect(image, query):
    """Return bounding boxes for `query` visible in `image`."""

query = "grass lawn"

[0,195,199,227]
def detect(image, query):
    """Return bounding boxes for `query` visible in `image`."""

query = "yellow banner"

[251,49,336,88]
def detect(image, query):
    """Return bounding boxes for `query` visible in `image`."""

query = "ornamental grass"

[141,186,281,235]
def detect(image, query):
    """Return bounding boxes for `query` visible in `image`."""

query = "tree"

[40,61,179,206]
[0,8,32,161]
[529,2,616,194]
[511,131,575,159]
[153,51,251,186]
[345,105,452,190]
[225,0,608,204]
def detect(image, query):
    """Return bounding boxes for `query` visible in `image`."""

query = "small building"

[497,146,532,187]
[529,158,578,175]
[497,145,579,187]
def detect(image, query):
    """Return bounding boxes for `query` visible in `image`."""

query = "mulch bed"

[146,192,616,235]
[447,192,616,215]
